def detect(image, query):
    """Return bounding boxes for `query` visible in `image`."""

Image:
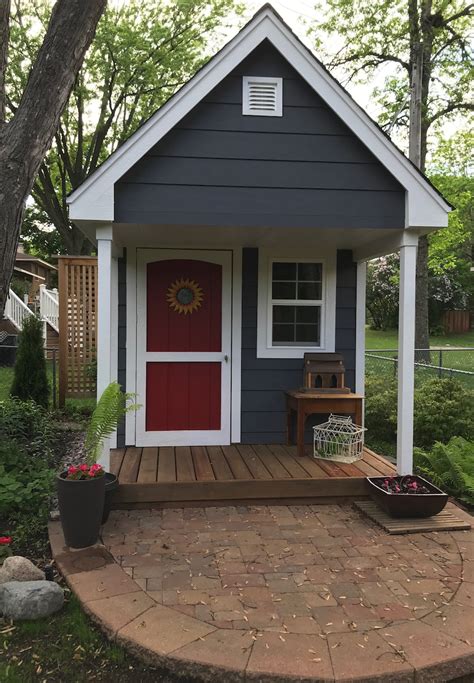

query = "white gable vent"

[242,76,283,117]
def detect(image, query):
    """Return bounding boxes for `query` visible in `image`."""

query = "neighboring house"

[13,244,57,302]
[67,5,450,476]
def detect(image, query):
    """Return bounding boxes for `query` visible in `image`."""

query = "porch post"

[96,225,114,468]
[355,261,367,400]
[397,239,418,474]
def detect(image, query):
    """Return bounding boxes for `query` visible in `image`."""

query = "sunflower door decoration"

[166,278,204,315]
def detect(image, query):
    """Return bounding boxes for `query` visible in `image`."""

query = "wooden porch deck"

[110,444,396,507]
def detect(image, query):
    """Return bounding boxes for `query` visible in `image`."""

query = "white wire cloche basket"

[313,414,366,464]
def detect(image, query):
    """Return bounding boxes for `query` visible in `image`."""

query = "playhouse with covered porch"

[66,6,450,506]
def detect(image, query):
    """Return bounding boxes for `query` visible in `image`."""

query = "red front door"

[136,250,232,446]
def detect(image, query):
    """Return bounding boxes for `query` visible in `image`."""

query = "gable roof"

[67,3,450,230]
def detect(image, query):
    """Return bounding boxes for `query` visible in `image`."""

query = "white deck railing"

[4,289,34,330]
[39,285,59,332]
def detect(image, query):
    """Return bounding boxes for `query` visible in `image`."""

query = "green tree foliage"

[366,254,400,330]
[309,1,473,159]
[7,0,242,256]
[309,0,474,349]
[10,315,50,407]
[428,130,474,319]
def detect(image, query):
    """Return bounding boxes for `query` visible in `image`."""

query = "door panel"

[147,259,222,353]
[146,362,221,431]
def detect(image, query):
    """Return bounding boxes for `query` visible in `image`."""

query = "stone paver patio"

[50,502,474,682]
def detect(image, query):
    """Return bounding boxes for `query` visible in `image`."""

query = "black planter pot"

[366,475,448,518]
[57,472,105,548]
[102,472,119,525]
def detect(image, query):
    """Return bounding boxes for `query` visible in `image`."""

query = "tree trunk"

[0,0,105,315]
[408,0,431,360]
[415,235,430,353]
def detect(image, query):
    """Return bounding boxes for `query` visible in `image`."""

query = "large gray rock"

[0,556,44,584]
[0,581,64,620]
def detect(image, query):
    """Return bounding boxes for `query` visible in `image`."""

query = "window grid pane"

[272,305,321,346]
[272,261,322,302]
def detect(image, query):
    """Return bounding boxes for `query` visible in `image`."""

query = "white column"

[355,261,367,401]
[397,242,418,474]
[96,227,114,469]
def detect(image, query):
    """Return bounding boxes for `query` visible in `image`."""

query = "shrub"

[413,378,474,449]
[10,315,49,407]
[0,397,60,558]
[414,437,474,505]
[0,398,54,449]
[364,376,474,451]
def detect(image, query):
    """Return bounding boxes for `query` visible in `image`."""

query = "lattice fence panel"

[58,257,97,405]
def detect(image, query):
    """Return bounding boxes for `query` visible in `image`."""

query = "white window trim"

[242,76,283,117]
[257,249,336,359]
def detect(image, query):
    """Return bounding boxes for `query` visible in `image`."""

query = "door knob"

[224,354,229,363]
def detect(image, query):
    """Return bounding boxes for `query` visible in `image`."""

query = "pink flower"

[79,464,89,472]
[67,465,78,475]
[0,536,12,545]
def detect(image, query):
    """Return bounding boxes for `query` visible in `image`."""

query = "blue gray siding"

[117,253,126,447]
[115,40,405,229]
[240,247,356,444]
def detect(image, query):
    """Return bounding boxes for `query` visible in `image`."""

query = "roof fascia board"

[68,8,449,229]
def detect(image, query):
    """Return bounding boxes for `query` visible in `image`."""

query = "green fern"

[84,382,138,464]
[414,437,474,505]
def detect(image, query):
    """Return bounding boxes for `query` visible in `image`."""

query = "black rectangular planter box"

[366,476,448,518]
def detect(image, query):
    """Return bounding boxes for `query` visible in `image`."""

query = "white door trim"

[135,248,232,447]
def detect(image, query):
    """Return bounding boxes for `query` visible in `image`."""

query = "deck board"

[191,446,215,481]
[176,446,196,481]
[157,447,176,482]
[119,447,142,483]
[253,444,292,479]
[109,448,125,477]
[236,445,272,479]
[207,446,233,480]
[137,447,158,483]
[222,445,252,479]
[115,445,395,506]
[267,444,310,479]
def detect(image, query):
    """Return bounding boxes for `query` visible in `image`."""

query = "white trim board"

[67,7,450,230]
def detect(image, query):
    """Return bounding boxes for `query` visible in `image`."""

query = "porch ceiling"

[111,223,405,255]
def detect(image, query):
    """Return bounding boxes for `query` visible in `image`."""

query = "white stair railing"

[39,285,59,332]
[5,289,34,331]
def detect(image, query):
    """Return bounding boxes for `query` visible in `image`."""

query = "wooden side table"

[285,390,364,457]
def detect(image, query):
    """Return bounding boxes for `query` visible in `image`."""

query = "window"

[257,250,336,359]
[271,261,323,346]
[242,76,283,117]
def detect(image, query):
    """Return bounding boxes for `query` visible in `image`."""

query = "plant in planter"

[367,474,449,518]
[0,536,12,563]
[57,383,137,548]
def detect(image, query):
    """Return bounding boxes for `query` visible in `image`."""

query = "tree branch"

[330,49,410,72]
[428,101,474,125]
[441,3,474,26]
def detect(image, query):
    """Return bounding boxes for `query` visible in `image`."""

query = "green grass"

[0,596,169,682]
[0,363,95,413]
[366,326,474,350]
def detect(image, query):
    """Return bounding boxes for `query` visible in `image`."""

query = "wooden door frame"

[127,247,241,447]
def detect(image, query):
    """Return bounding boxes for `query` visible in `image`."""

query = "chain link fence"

[366,348,474,389]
